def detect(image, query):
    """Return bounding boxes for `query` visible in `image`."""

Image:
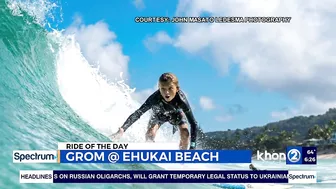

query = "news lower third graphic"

[13,143,252,164]
[19,170,317,184]
[14,143,318,185]
[13,150,251,164]
[13,143,318,164]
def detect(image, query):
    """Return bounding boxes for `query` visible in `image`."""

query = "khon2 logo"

[256,146,303,164]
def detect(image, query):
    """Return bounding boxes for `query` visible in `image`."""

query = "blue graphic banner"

[59,150,252,164]
[302,147,317,165]
[286,146,317,165]
[286,146,302,165]
[52,170,289,183]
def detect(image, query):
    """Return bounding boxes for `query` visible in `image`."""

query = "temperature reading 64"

[307,149,316,154]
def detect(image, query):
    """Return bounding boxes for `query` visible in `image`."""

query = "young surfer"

[110,73,199,150]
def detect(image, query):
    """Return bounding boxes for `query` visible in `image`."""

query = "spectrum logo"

[13,150,59,163]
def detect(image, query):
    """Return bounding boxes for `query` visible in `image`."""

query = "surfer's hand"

[110,128,124,141]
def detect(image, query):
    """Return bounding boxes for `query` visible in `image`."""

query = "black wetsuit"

[121,90,199,143]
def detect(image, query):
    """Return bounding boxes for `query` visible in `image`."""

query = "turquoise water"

[0,0,215,188]
[1,0,336,188]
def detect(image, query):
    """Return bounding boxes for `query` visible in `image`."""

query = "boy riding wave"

[110,72,199,150]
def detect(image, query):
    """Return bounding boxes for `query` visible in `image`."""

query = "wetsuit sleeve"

[120,91,157,132]
[179,91,198,143]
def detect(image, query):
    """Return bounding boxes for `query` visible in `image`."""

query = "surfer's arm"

[120,92,156,132]
[184,108,198,148]
[179,91,199,148]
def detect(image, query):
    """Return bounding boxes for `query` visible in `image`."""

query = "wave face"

[0,0,217,188]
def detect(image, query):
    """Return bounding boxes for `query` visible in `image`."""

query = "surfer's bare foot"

[110,128,124,141]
